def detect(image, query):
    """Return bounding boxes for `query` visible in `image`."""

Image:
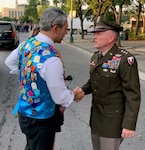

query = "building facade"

[1,0,25,20]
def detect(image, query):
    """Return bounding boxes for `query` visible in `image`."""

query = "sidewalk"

[63,34,145,81]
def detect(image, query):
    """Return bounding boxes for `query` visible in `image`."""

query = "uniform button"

[116,110,119,113]
[94,89,97,92]
[95,73,98,75]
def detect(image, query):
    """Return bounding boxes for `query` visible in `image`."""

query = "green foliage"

[19,15,32,24]
[23,0,50,23]
[0,17,16,21]
[41,0,49,5]
[137,32,145,40]
[128,31,145,40]
[128,31,134,39]
[37,5,50,18]
[53,0,59,5]
[112,0,130,6]
[121,14,130,23]
[24,0,40,23]
[103,11,116,21]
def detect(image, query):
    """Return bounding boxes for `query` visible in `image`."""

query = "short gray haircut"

[40,7,68,31]
[114,32,119,42]
[109,30,119,42]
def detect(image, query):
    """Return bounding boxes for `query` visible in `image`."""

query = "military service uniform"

[82,44,141,138]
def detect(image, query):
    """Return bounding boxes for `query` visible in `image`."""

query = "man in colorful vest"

[5,8,84,150]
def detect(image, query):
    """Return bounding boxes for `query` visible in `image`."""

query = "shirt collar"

[35,32,55,48]
[101,45,114,56]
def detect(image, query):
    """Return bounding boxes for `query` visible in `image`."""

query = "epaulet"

[120,48,135,65]
[120,48,134,56]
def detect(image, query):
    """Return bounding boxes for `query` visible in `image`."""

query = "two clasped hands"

[73,86,85,102]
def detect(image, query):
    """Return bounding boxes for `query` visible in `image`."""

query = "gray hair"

[40,8,68,31]
[109,30,119,42]
[114,32,119,42]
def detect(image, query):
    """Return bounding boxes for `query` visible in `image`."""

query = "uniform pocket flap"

[104,105,124,114]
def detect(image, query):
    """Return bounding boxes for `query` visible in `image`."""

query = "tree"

[86,0,112,25]
[24,0,40,23]
[65,0,87,39]
[111,0,130,24]
[37,5,50,19]
[131,0,145,36]
[74,0,87,39]
[0,17,16,22]
[110,0,131,46]
[41,0,49,5]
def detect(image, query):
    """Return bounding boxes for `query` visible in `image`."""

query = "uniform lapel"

[96,44,118,68]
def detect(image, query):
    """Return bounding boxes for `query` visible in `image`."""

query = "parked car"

[0,21,19,48]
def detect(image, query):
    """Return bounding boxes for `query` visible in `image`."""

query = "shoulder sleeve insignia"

[127,56,134,65]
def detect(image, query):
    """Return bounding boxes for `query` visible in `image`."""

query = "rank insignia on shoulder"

[121,49,128,55]
[127,56,134,65]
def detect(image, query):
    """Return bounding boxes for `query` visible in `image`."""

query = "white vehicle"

[86,24,94,32]
[67,17,94,34]
[79,24,94,34]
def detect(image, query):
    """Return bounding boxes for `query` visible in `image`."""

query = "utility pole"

[69,0,74,43]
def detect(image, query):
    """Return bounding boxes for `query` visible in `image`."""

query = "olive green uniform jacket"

[82,44,141,138]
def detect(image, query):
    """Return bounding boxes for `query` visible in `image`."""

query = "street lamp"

[69,0,74,43]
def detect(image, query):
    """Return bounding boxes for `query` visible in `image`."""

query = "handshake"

[73,86,85,102]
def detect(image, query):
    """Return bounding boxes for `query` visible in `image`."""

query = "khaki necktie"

[98,53,103,62]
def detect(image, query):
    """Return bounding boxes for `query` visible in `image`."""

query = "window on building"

[12,11,14,18]
[15,11,17,19]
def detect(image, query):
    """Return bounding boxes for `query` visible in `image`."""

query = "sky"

[0,0,27,10]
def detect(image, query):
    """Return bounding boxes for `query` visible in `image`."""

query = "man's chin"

[54,41,61,43]
[94,45,99,49]
[55,39,63,43]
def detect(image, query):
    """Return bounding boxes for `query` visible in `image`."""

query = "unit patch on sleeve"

[127,56,134,65]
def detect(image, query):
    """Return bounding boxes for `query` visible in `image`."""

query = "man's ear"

[108,34,115,43]
[52,25,58,33]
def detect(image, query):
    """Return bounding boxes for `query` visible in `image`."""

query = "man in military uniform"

[80,18,141,150]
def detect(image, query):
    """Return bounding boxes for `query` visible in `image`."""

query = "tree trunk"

[80,18,84,39]
[116,5,122,47]
[134,3,141,37]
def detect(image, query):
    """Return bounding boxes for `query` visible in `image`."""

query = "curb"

[63,42,145,81]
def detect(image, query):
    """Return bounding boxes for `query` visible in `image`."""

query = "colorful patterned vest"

[13,37,60,119]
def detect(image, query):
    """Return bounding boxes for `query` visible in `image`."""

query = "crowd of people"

[15,22,39,33]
